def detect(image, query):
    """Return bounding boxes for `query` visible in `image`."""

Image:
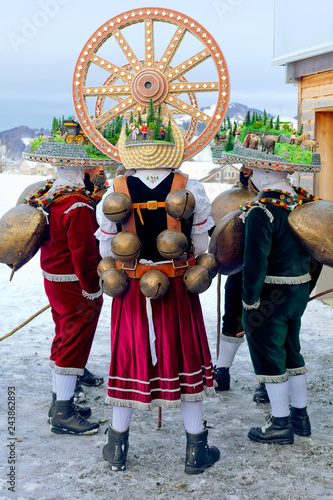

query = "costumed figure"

[140,121,148,140]
[240,168,314,444]
[159,124,166,140]
[96,117,220,474]
[129,122,139,141]
[26,166,104,435]
[209,135,322,420]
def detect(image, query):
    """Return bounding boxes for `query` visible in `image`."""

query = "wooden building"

[273,1,333,301]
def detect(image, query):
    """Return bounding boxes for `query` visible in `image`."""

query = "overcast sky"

[0,0,323,132]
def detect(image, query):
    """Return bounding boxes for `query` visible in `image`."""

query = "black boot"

[74,378,86,404]
[103,426,129,471]
[290,407,311,436]
[214,366,230,391]
[184,428,220,475]
[51,397,100,435]
[248,415,294,445]
[80,368,104,387]
[253,382,269,404]
[47,392,92,424]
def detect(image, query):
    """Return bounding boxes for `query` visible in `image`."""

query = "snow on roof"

[180,161,216,180]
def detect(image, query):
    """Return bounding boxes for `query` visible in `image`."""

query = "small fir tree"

[147,98,155,125]
[224,131,234,152]
[263,109,267,125]
[274,115,280,130]
[299,123,304,134]
[269,117,273,128]
[166,119,173,142]
[245,110,251,126]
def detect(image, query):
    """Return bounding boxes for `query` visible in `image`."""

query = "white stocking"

[112,406,134,432]
[179,401,203,434]
[265,381,290,417]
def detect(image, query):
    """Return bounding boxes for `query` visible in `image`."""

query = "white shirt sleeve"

[186,178,215,235]
[95,181,117,259]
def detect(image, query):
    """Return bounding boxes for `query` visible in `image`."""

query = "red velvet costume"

[41,193,103,375]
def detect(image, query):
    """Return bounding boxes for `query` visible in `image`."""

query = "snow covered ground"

[0,174,332,500]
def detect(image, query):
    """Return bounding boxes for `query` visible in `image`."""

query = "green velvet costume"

[241,191,311,383]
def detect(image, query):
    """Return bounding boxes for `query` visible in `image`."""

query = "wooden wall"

[299,70,333,200]
[299,70,333,137]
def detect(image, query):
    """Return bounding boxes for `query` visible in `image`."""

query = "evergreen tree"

[129,111,134,125]
[263,109,267,125]
[222,118,227,130]
[125,122,130,137]
[51,117,58,133]
[136,110,142,126]
[224,131,234,152]
[147,98,155,125]
[166,119,173,142]
[153,105,162,140]
[269,117,273,128]
[275,115,280,130]
[62,115,65,126]
[299,123,304,134]
[251,111,256,124]
[232,121,237,136]
[226,115,231,130]
[115,116,123,135]
[245,110,251,126]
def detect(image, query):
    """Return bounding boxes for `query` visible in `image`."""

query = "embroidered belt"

[42,271,79,282]
[264,273,311,285]
[116,255,196,279]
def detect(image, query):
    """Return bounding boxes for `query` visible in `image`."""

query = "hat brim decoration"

[218,140,321,173]
[118,116,184,170]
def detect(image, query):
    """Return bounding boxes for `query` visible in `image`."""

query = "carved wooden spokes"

[73,8,229,161]
[93,64,199,144]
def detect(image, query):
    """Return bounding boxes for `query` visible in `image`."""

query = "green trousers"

[243,282,310,383]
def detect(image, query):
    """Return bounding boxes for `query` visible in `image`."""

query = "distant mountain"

[0,126,49,160]
[224,102,274,122]
[175,102,276,135]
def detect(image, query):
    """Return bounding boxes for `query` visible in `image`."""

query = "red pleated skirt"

[106,276,215,410]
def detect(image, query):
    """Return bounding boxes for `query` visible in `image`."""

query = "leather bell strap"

[116,255,196,279]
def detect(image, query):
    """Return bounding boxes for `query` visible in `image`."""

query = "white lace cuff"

[242,299,261,310]
[82,288,103,300]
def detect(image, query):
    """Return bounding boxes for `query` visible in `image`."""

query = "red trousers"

[44,279,103,375]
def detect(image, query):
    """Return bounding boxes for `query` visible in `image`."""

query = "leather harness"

[113,172,195,279]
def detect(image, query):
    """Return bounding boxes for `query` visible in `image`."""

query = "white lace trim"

[42,271,78,282]
[105,387,214,410]
[82,288,103,300]
[242,299,260,310]
[63,202,94,214]
[264,273,311,285]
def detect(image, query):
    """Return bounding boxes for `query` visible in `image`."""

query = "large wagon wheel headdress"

[73,7,230,168]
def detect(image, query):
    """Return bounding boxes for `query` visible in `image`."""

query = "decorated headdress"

[71,7,230,169]
[213,128,321,174]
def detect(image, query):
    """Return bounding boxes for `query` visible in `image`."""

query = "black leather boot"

[51,397,99,435]
[214,366,230,391]
[80,368,104,387]
[184,428,220,475]
[290,407,311,436]
[253,383,269,404]
[248,415,294,445]
[48,392,92,424]
[103,426,129,471]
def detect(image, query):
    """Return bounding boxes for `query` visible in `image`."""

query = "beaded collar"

[25,179,102,207]
[240,189,301,212]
